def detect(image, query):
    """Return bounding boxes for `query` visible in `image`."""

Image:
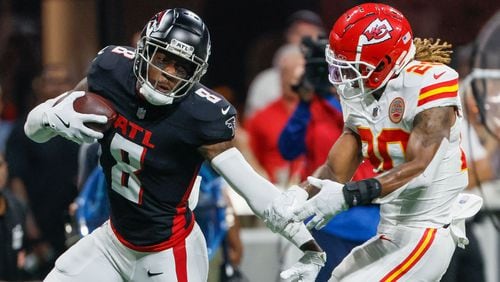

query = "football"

[73,91,117,132]
[55,91,117,132]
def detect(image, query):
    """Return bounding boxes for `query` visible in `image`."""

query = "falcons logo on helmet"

[360,19,393,45]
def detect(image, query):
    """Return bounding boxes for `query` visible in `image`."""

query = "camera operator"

[278,36,380,281]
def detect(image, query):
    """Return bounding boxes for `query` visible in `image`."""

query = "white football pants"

[44,220,208,282]
[329,223,456,282]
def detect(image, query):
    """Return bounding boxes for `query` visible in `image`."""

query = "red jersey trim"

[460,147,468,171]
[419,78,458,94]
[417,91,457,106]
[417,79,458,107]
[172,164,201,237]
[110,217,195,252]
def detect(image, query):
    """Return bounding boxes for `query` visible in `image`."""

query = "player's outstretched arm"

[24,79,107,144]
[200,140,325,281]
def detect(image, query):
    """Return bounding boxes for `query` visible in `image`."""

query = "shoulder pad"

[92,45,135,70]
[187,84,237,121]
[183,84,237,143]
[402,61,458,88]
[87,45,136,99]
[421,64,458,87]
[407,62,460,111]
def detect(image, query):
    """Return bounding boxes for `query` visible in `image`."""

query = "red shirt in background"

[244,98,304,184]
[303,96,375,180]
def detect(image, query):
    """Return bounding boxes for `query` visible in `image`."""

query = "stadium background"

[2,0,498,106]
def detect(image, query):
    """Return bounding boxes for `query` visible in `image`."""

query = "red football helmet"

[326,3,415,99]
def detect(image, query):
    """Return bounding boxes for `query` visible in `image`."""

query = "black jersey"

[87,45,236,250]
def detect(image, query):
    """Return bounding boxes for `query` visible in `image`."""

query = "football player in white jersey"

[265,3,483,281]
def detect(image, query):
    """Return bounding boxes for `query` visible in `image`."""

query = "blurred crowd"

[0,3,499,282]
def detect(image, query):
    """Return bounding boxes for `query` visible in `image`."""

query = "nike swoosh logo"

[221,106,231,115]
[147,270,163,277]
[433,71,446,80]
[54,114,70,128]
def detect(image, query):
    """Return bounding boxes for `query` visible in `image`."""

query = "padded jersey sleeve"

[414,64,461,116]
[87,45,136,99]
[189,86,238,144]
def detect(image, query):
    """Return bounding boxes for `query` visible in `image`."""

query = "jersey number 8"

[110,134,145,204]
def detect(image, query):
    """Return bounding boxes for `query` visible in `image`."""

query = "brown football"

[55,91,117,132]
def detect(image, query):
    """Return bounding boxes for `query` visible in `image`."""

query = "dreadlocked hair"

[413,38,453,65]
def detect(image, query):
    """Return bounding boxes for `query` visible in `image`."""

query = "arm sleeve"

[211,147,314,248]
[211,147,280,215]
[278,101,311,160]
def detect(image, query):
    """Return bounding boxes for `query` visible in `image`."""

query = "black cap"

[286,10,324,28]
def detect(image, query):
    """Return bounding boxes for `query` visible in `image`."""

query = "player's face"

[147,52,193,93]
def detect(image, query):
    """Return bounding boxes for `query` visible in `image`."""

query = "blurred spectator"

[278,36,379,281]
[5,64,79,278]
[244,10,324,119]
[0,25,41,120]
[0,84,14,153]
[0,152,28,281]
[244,44,305,186]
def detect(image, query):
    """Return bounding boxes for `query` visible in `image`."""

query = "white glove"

[43,91,108,144]
[280,251,326,282]
[293,177,348,230]
[263,185,309,235]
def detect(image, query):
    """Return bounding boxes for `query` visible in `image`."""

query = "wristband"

[343,178,382,207]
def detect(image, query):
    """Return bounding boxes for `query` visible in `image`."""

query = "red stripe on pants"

[174,239,188,282]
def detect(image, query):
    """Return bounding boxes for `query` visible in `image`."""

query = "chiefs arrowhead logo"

[361,19,393,45]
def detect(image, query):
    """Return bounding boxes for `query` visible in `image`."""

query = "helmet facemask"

[326,42,415,103]
[134,36,208,105]
[325,45,376,100]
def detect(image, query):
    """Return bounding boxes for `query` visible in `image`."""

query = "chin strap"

[139,84,174,105]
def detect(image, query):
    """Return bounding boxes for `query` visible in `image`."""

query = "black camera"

[292,36,331,95]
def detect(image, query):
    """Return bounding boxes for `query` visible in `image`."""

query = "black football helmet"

[134,8,211,105]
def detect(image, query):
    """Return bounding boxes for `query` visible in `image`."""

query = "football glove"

[263,185,308,235]
[43,91,108,144]
[280,250,326,282]
[293,177,348,230]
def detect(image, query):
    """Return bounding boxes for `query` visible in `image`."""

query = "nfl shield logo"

[137,107,146,119]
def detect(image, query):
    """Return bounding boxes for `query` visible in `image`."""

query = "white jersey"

[342,60,468,228]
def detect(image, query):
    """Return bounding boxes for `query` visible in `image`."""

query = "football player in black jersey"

[24,8,325,282]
